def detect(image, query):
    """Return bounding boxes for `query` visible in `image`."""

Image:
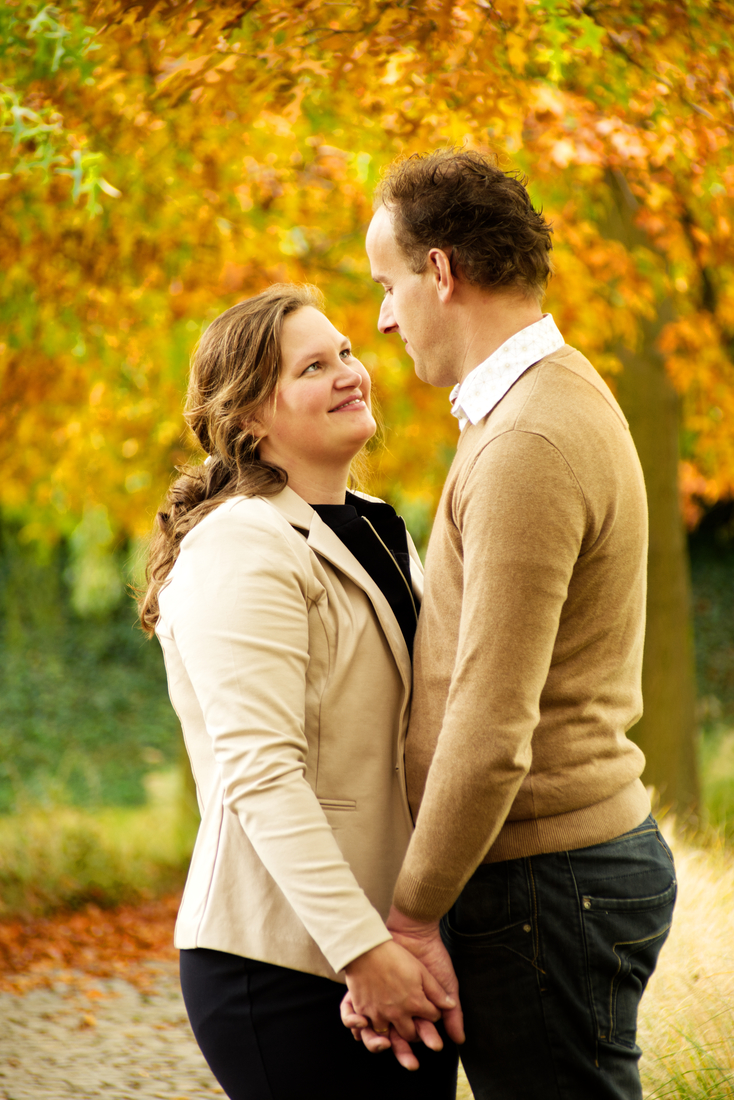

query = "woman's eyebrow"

[292,338,350,369]
[291,346,334,368]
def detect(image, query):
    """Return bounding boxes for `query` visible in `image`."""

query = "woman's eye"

[340,348,352,359]
[303,362,320,373]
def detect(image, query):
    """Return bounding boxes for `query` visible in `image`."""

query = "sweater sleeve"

[169,503,391,972]
[393,430,587,921]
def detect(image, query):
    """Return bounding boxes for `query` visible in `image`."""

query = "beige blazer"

[156,485,422,981]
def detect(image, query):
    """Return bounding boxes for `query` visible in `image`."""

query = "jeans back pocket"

[581,878,677,1049]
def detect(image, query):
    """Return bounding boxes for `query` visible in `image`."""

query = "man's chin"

[411,355,429,382]
[413,359,441,387]
[413,357,459,388]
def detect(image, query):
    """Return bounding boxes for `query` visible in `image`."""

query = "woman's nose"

[336,361,363,386]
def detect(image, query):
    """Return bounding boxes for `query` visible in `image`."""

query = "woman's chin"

[351,420,378,454]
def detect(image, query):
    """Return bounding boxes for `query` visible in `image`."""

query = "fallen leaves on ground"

[0,892,181,995]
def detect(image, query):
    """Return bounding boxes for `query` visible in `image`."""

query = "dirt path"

[0,960,223,1099]
[0,895,223,1099]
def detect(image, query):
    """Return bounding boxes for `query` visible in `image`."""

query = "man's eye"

[340,348,352,359]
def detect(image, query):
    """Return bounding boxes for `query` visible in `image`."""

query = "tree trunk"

[602,172,699,815]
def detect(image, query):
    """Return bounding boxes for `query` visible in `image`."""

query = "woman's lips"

[329,397,365,412]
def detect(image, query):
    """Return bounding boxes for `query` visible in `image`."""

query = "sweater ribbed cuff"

[392,870,459,923]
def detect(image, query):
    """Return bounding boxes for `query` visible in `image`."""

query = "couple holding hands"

[139,149,676,1100]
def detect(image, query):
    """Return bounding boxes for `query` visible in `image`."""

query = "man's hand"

[340,939,456,1069]
[386,905,465,1046]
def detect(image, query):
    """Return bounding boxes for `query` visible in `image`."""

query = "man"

[349,149,677,1099]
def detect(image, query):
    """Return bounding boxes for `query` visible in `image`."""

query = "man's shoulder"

[448,344,641,502]
[465,344,629,453]
[514,345,627,428]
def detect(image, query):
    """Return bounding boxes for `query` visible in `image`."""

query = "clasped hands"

[340,906,465,1071]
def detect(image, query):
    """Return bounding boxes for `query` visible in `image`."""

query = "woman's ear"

[241,416,266,439]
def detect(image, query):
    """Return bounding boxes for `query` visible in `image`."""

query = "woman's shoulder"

[178,494,312,568]
[193,493,297,536]
[159,495,314,619]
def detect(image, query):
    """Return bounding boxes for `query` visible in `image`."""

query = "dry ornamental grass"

[637,821,734,1098]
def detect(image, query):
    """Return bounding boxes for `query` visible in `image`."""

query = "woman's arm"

[168,498,391,973]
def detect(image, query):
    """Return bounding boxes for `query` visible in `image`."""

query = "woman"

[139,284,459,1100]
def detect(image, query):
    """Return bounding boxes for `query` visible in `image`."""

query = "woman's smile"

[257,306,376,482]
[330,394,366,412]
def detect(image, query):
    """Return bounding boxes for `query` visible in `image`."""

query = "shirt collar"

[450,314,565,429]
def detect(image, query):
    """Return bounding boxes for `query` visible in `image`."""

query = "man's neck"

[454,293,544,386]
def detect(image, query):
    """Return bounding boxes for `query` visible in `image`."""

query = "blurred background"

[1,0,733,923]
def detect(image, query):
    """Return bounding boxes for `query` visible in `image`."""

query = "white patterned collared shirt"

[450,314,565,430]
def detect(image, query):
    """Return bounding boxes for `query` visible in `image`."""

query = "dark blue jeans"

[441,815,676,1100]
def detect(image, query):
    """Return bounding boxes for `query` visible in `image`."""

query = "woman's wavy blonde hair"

[138,283,324,635]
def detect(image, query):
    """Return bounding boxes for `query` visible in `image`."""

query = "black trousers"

[180,947,459,1100]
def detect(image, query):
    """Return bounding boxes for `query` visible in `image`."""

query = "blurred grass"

[690,524,734,842]
[638,823,734,1099]
[0,521,180,813]
[700,728,734,839]
[690,518,734,726]
[0,769,197,919]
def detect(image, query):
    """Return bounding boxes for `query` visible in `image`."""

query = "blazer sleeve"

[166,499,391,973]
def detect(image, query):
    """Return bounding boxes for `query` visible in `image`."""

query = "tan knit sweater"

[393,345,651,922]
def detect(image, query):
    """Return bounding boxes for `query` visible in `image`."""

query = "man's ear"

[427,247,455,304]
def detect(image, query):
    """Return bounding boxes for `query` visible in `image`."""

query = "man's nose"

[378,296,398,334]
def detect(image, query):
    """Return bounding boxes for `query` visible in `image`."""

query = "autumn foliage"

[0,892,179,994]
[1,0,732,545]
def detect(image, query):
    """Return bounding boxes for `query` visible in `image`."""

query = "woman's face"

[257,306,376,477]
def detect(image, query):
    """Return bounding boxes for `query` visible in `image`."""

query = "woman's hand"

[340,939,456,1069]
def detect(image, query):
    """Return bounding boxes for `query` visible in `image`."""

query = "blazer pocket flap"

[318,798,357,811]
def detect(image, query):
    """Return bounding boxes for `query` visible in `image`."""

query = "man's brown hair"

[378,148,553,301]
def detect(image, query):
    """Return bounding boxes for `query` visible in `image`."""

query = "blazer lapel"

[266,486,413,692]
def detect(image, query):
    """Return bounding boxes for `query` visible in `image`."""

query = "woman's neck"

[285,465,350,506]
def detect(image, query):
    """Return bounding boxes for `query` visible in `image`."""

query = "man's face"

[365,205,457,387]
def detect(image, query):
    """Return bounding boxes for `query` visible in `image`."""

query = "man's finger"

[443,1002,466,1045]
[420,965,456,1012]
[387,1027,420,1071]
[413,1016,444,1051]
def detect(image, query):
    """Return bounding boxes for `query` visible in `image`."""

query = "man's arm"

[394,429,587,922]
